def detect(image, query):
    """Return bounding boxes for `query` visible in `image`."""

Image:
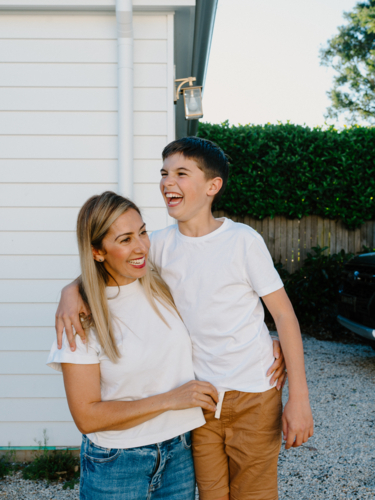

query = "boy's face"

[160,153,218,222]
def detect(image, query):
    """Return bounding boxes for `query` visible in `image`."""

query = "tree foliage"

[320,1,375,124]
[198,121,375,229]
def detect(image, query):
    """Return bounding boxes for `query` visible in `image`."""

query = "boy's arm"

[55,279,89,351]
[262,287,314,450]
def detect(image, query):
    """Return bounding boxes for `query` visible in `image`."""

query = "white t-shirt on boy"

[47,279,205,449]
[150,217,284,394]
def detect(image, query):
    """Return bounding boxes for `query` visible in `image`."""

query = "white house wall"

[0,10,174,446]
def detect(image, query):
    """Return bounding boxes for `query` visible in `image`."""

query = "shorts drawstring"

[215,391,226,419]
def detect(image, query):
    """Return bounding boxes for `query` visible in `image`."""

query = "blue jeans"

[80,433,196,500]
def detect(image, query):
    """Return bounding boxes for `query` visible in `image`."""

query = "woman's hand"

[282,397,314,449]
[55,281,90,351]
[267,338,287,390]
[166,381,219,412]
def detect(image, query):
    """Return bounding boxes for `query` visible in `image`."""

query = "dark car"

[338,252,375,348]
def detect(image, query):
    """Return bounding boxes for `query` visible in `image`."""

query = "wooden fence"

[214,212,375,273]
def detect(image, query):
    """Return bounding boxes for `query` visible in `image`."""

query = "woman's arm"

[62,363,218,435]
[262,287,314,450]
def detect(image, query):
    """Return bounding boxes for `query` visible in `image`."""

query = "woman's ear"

[92,246,105,263]
[207,177,223,197]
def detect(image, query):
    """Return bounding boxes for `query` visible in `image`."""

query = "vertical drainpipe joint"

[116,0,134,199]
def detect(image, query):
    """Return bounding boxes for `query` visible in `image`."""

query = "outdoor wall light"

[174,77,203,120]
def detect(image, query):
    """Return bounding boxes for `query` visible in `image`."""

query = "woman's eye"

[121,238,130,243]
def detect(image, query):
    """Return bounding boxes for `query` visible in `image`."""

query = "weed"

[22,430,80,487]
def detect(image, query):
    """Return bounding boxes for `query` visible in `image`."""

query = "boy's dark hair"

[162,136,230,206]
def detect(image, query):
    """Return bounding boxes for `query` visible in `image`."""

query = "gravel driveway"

[1,334,374,500]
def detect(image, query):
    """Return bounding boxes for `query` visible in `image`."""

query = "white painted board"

[0,281,68,303]
[0,256,80,279]
[0,161,117,183]
[0,328,59,351]
[0,422,81,447]
[0,375,65,398]
[0,184,117,207]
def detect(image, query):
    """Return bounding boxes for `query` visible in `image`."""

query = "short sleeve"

[245,234,284,297]
[46,330,100,373]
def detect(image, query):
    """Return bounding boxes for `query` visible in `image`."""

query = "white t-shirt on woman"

[47,279,205,449]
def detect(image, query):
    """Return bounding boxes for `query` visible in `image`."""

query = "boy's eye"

[178,173,186,176]
[141,230,147,235]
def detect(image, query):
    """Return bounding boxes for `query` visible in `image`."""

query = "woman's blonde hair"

[77,191,180,362]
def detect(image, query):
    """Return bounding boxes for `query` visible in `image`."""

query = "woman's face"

[93,209,150,286]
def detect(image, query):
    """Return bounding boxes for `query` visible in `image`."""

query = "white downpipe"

[116,0,133,198]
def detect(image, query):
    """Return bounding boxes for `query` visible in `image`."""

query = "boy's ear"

[207,177,223,198]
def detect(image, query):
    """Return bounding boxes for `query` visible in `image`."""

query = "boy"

[56,137,313,500]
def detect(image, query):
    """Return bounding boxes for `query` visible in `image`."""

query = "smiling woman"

[46,191,218,500]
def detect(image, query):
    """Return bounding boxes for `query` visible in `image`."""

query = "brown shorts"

[192,388,282,500]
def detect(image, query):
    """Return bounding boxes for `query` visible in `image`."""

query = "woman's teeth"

[128,257,145,266]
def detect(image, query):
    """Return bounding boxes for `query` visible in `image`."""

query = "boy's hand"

[282,397,314,449]
[267,339,287,390]
[55,282,90,351]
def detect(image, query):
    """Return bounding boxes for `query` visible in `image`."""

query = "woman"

[47,191,219,500]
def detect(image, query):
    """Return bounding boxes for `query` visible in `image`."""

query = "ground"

[1,333,374,500]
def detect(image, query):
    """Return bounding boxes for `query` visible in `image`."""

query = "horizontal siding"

[1,399,72,422]
[0,63,167,87]
[134,160,163,183]
[0,422,80,447]
[0,206,165,231]
[0,232,78,255]
[0,111,167,136]
[0,351,56,375]
[0,161,117,183]
[0,11,172,448]
[0,256,80,279]
[0,160,161,184]
[0,14,166,40]
[134,184,166,208]
[0,184,117,207]
[0,328,57,350]
[0,375,65,398]
[0,304,59,327]
[0,88,167,111]
[0,281,68,303]
[0,208,80,231]
[0,136,117,159]
[141,207,168,231]
[0,40,167,63]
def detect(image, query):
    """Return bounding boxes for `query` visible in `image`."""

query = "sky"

[203,0,360,128]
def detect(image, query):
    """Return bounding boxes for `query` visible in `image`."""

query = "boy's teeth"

[166,193,182,198]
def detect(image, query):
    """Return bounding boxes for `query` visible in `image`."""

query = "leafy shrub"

[22,450,79,488]
[198,121,375,228]
[0,452,15,479]
[277,246,354,327]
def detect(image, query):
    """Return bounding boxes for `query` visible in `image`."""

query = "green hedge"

[198,121,375,229]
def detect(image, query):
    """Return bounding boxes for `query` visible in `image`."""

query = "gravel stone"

[1,334,374,499]
[278,334,375,500]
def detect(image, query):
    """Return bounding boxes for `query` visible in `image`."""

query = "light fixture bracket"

[174,77,200,103]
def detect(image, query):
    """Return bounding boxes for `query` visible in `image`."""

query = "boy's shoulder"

[223,218,264,245]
